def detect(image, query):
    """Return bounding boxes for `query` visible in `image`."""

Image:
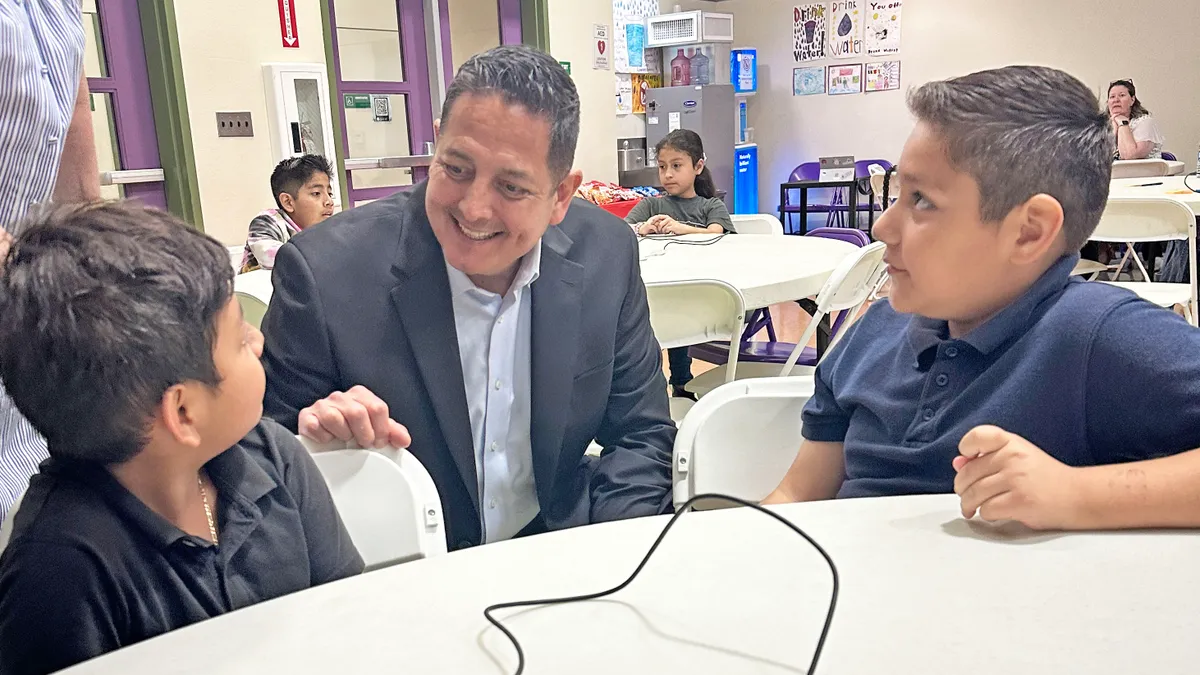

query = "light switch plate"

[216,112,253,138]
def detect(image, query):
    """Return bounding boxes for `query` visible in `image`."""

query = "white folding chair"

[646,278,746,392]
[685,242,888,398]
[673,376,814,509]
[234,269,273,330]
[1088,196,1198,325]
[729,214,784,235]
[226,245,244,273]
[0,491,25,555]
[1111,159,1170,179]
[298,437,447,569]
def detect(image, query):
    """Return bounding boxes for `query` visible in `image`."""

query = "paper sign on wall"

[278,0,300,48]
[593,24,611,70]
[827,63,863,95]
[631,73,661,113]
[828,1,863,59]
[615,74,634,114]
[668,112,681,132]
[793,66,826,96]
[864,60,900,92]
[613,0,660,74]
[793,3,827,63]
[866,0,903,55]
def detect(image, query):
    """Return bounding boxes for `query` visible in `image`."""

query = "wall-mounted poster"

[792,3,827,63]
[864,60,900,92]
[793,66,825,96]
[613,0,660,73]
[828,0,863,59]
[827,63,863,95]
[631,73,661,113]
[615,74,634,114]
[866,0,903,55]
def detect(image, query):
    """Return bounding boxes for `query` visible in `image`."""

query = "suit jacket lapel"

[530,226,584,501]
[389,185,479,510]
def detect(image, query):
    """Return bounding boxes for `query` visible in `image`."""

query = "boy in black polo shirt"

[766,65,1200,530]
[0,202,363,674]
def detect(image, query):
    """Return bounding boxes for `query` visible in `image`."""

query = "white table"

[1111,175,1200,215]
[638,234,856,310]
[64,494,1200,674]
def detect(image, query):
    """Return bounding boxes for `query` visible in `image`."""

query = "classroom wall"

[674,0,1200,214]
[547,0,619,183]
[448,0,501,71]
[174,0,330,245]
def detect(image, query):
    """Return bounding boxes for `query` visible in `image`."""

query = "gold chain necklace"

[198,475,218,546]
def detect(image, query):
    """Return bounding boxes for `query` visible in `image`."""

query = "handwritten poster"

[631,73,661,113]
[866,0,903,55]
[828,0,863,59]
[613,0,660,73]
[864,60,900,92]
[615,74,634,114]
[827,63,863,95]
[793,3,827,63]
[793,66,825,96]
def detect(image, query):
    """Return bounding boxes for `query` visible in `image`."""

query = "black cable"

[483,493,840,675]
[1184,172,1199,194]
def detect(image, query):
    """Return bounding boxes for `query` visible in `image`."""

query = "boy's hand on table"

[953,425,1082,530]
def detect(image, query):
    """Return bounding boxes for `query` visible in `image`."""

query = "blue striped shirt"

[0,0,84,522]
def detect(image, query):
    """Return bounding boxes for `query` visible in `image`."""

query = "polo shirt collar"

[445,240,543,299]
[45,443,278,550]
[906,254,1079,363]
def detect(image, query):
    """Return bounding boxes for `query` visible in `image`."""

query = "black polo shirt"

[0,419,363,675]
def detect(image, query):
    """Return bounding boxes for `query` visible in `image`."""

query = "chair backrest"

[646,279,746,384]
[234,269,273,330]
[788,162,821,182]
[1111,159,1170,179]
[673,375,814,508]
[226,246,244,273]
[0,491,24,555]
[855,159,893,178]
[807,226,869,247]
[729,214,784,235]
[235,293,269,330]
[1090,196,1194,244]
[1162,151,1178,162]
[298,438,447,569]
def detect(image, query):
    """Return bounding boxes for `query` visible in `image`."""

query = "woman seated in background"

[1107,79,1164,160]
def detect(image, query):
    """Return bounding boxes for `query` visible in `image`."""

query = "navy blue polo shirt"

[0,419,363,675]
[804,254,1200,498]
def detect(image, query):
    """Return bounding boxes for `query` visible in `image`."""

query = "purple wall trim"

[439,0,453,94]
[498,0,522,45]
[91,0,166,210]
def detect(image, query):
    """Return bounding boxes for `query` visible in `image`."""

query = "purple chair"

[689,227,870,366]
[1163,151,1178,161]
[779,162,846,233]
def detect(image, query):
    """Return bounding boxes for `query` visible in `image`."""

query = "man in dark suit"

[260,45,675,550]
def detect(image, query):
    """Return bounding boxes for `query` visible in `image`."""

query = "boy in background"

[0,202,362,675]
[766,66,1200,530]
[242,154,335,272]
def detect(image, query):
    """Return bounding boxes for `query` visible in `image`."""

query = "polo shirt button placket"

[935,373,949,387]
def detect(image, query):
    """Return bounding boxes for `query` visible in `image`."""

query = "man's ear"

[278,192,296,215]
[548,169,584,226]
[157,384,204,449]
[433,118,441,141]
[1008,193,1066,265]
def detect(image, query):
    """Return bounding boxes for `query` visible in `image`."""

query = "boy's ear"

[157,384,203,449]
[278,192,296,214]
[1009,193,1066,264]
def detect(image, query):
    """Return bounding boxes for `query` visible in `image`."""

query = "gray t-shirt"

[624,195,734,233]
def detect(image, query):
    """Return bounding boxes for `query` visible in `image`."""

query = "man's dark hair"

[908,65,1113,251]
[0,202,234,464]
[270,154,333,211]
[440,45,580,181]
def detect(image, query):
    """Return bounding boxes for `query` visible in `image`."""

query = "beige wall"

[175,0,330,245]
[548,0,619,183]
[448,0,501,70]
[675,0,1200,214]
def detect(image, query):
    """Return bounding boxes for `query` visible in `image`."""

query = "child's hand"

[658,219,691,235]
[953,425,1082,530]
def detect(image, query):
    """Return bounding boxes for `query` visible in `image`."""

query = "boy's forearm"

[1069,448,1200,529]
[765,440,845,504]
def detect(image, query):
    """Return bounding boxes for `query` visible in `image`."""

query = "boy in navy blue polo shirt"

[766,65,1200,530]
[0,202,363,675]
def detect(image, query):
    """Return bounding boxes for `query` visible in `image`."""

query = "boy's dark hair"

[656,129,717,199]
[440,45,580,182]
[270,154,333,211]
[0,202,234,465]
[1108,79,1151,118]
[908,65,1112,251]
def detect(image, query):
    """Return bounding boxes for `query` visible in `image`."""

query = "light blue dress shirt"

[0,0,84,522]
[445,245,542,543]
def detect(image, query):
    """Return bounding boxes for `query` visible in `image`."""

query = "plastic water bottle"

[1195,142,1200,175]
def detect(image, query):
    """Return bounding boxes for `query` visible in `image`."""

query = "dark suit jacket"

[261,182,676,550]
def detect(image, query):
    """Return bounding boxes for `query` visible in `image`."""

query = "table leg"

[779,185,788,234]
[849,190,859,232]
[800,187,809,235]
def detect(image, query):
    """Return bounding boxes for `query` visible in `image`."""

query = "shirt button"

[40,65,49,75]
[494,379,502,390]
[488,499,497,510]
[490,441,498,453]
[47,136,59,145]
[922,408,935,421]
[935,374,949,387]
[496,316,503,325]
[945,346,959,358]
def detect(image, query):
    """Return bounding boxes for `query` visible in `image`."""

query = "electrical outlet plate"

[216,111,253,138]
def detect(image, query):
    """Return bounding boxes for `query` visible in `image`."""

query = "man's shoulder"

[286,189,419,264]
[555,197,638,259]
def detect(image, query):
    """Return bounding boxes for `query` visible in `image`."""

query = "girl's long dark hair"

[1108,79,1150,118]
[655,129,716,199]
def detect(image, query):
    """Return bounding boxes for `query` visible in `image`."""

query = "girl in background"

[625,129,734,399]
